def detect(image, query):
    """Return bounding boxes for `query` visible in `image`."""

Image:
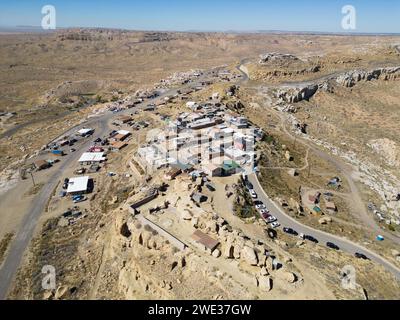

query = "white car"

[267,216,277,223]
[256,204,267,210]
[249,189,257,199]
[299,233,305,239]
[259,209,270,215]
[270,221,280,228]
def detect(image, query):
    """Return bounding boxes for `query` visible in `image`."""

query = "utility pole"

[29,171,36,186]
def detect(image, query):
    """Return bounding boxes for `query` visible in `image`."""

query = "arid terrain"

[1,29,400,300]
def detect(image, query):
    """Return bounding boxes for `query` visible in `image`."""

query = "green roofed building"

[222,160,241,175]
[313,206,322,213]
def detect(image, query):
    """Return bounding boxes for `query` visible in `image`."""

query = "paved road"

[248,173,400,280]
[0,73,215,299]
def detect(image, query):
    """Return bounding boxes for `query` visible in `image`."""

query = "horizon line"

[1,25,400,36]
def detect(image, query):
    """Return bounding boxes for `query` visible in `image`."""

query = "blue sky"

[0,0,399,33]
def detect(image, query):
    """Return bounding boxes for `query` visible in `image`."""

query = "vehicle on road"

[94,138,102,143]
[299,233,305,239]
[245,181,254,190]
[355,252,369,260]
[283,227,298,236]
[255,203,267,210]
[326,242,340,250]
[270,221,280,228]
[249,189,257,199]
[266,215,277,223]
[70,148,76,152]
[261,212,271,220]
[304,235,319,243]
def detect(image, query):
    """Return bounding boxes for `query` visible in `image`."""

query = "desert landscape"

[0,27,400,301]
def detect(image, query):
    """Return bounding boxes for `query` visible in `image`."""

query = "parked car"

[266,216,277,223]
[94,138,102,143]
[249,189,257,199]
[245,181,254,190]
[70,148,76,152]
[255,203,266,210]
[304,235,319,243]
[326,242,340,250]
[73,195,86,203]
[299,233,305,239]
[355,252,369,260]
[283,227,298,236]
[270,221,280,228]
[261,212,271,220]
[205,183,216,192]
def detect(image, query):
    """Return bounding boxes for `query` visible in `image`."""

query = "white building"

[67,176,90,194]
[78,152,106,164]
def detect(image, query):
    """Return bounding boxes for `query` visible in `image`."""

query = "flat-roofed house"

[112,130,131,142]
[325,201,337,212]
[110,141,128,151]
[164,168,182,180]
[66,176,90,195]
[191,230,219,252]
[34,159,51,171]
[78,152,106,165]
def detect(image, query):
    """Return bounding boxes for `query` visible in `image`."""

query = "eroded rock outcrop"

[336,67,400,87]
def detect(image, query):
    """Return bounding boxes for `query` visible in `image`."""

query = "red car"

[262,212,271,219]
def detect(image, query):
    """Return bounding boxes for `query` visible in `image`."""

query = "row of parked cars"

[282,224,368,259]
[244,176,369,260]
[245,179,281,229]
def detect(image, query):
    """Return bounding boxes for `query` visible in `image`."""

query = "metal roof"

[67,176,89,193]
[78,152,105,162]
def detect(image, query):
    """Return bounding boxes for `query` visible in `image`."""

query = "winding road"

[236,59,400,279]
[248,173,400,280]
[1,59,399,300]
[0,76,211,299]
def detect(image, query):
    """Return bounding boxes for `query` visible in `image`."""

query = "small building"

[191,193,208,204]
[164,168,181,180]
[325,201,337,212]
[203,163,224,177]
[78,152,106,165]
[113,130,131,142]
[312,206,322,214]
[110,141,128,151]
[34,159,51,171]
[66,176,90,195]
[308,192,321,204]
[115,115,132,125]
[222,160,241,175]
[191,230,219,252]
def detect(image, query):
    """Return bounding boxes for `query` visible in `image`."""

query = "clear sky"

[0,0,399,33]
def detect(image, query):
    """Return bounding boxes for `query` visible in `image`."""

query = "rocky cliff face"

[259,52,300,64]
[276,84,319,103]
[275,66,400,103]
[336,67,400,87]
